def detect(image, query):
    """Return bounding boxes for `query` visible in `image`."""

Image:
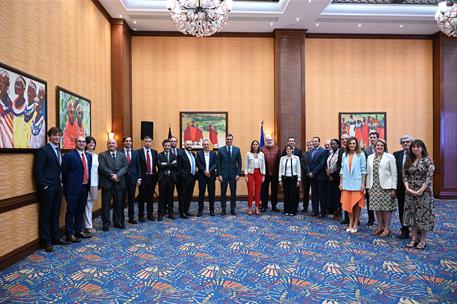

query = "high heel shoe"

[350,227,358,233]
[416,241,427,250]
[380,230,391,237]
[406,239,418,248]
[255,207,260,215]
[345,227,352,232]
[372,229,383,236]
[247,208,252,215]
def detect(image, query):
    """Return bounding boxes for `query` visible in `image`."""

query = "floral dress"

[403,157,435,231]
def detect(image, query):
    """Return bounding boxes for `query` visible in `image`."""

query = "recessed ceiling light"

[296,17,300,22]
[358,23,362,28]
[400,24,404,28]
[133,28,137,31]
[270,22,273,27]
[316,23,319,27]
[308,0,312,2]
[133,20,137,24]
[119,14,122,18]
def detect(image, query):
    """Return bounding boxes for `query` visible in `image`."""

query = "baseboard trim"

[0,193,38,213]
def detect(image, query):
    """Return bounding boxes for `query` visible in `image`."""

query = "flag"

[168,126,172,139]
[259,121,265,148]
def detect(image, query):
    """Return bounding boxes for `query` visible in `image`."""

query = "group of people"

[34,126,435,253]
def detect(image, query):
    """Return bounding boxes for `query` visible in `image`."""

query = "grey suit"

[98,150,128,228]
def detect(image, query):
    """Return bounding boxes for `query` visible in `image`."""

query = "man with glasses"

[393,135,414,239]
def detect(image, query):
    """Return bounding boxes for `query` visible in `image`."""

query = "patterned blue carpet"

[1,200,456,303]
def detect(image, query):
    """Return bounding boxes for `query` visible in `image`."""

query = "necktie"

[81,152,88,184]
[189,151,195,175]
[126,149,131,165]
[312,149,317,160]
[167,152,170,162]
[403,151,407,166]
[228,146,231,158]
[146,150,151,174]
[111,153,116,160]
[55,147,61,165]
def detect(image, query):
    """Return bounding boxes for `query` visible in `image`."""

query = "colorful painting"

[57,87,91,150]
[339,112,386,148]
[180,112,228,149]
[0,62,47,151]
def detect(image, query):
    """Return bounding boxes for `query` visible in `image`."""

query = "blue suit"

[61,149,92,237]
[217,145,242,212]
[308,146,329,216]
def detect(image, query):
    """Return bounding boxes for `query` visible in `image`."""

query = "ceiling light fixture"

[357,23,362,28]
[399,24,404,28]
[133,20,137,24]
[119,14,122,18]
[166,0,233,37]
[296,17,300,22]
[316,23,319,27]
[435,1,457,38]
[270,22,274,26]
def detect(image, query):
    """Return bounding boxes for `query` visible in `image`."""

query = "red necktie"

[82,152,88,184]
[146,150,151,174]
[127,150,131,165]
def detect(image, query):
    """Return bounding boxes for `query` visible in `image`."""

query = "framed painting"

[339,112,386,148]
[180,111,228,149]
[57,87,91,150]
[0,62,47,152]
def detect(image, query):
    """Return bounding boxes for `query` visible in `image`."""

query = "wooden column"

[274,29,306,150]
[111,19,132,145]
[433,33,457,199]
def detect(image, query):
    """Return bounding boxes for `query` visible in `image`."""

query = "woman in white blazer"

[245,140,266,215]
[278,145,301,215]
[366,139,397,237]
[84,136,99,233]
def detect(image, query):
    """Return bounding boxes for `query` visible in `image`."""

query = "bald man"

[98,138,128,231]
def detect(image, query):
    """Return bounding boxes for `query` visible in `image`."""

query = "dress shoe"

[66,235,81,243]
[231,210,237,216]
[272,207,280,212]
[260,207,267,212]
[75,232,92,239]
[138,217,145,222]
[113,223,126,229]
[180,213,188,219]
[318,214,327,219]
[255,207,260,215]
[128,219,138,224]
[102,225,109,232]
[43,244,54,252]
[313,213,319,217]
[147,216,155,221]
[210,210,215,216]
[185,212,194,217]
[221,210,226,216]
[53,238,71,245]
[158,215,163,221]
[300,209,308,213]
[168,214,176,220]
[197,211,203,217]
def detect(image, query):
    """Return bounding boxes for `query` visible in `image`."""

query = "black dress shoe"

[138,217,145,222]
[43,244,54,252]
[168,214,176,220]
[221,210,226,216]
[158,216,163,221]
[180,213,188,219]
[147,216,155,221]
[185,212,194,217]
[66,235,81,243]
[272,207,280,212]
[197,211,203,217]
[53,238,71,245]
[75,232,92,238]
[231,210,237,216]
[102,225,109,231]
[128,219,138,224]
[260,207,267,212]
[210,211,215,216]
[313,213,319,217]
[113,223,125,229]
[318,214,327,219]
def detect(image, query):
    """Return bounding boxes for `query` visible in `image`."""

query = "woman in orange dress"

[339,137,367,233]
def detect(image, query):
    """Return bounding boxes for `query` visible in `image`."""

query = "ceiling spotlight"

[316,23,319,27]
[133,28,137,31]
[296,17,300,22]
[358,23,362,28]
[270,22,273,26]
[400,24,404,28]
[308,0,312,2]
[133,20,137,24]
[119,14,122,18]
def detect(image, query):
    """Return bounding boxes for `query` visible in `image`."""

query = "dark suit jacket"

[301,150,312,177]
[393,150,407,191]
[137,148,158,180]
[178,149,197,178]
[157,151,179,183]
[34,144,61,191]
[216,145,242,178]
[120,149,140,184]
[282,147,302,159]
[308,146,328,181]
[98,150,128,190]
[61,149,92,196]
[196,150,217,180]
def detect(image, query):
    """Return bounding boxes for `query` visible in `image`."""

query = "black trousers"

[397,185,409,232]
[261,175,278,209]
[327,175,341,216]
[138,175,157,218]
[365,192,375,223]
[101,188,124,226]
[302,177,311,211]
[123,181,137,221]
[283,176,298,214]
[159,176,175,215]
[198,175,216,211]
[311,179,326,216]
[38,185,62,245]
[220,177,237,211]
[64,185,89,237]
[179,175,196,214]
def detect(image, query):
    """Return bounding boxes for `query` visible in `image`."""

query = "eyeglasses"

[77,140,86,143]
[401,141,411,144]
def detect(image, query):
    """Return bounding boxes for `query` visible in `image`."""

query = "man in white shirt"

[177,140,197,218]
[196,139,217,216]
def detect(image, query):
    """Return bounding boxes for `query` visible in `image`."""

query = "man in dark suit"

[98,138,128,231]
[196,139,217,217]
[169,136,182,210]
[177,140,197,218]
[308,136,328,217]
[301,141,313,213]
[61,135,93,243]
[393,135,413,239]
[137,135,158,221]
[157,139,179,220]
[34,127,70,252]
[363,131,379,226]
[217,133,242,215]
[121,136,141,224]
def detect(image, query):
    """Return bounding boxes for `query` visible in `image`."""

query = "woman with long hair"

[245,140,265,215]
[84,136,98,233]
[340,137,367,233]
[403,139,435,250]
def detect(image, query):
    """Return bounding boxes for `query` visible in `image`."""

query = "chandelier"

[435,1,457,38]
[166,0,233,37]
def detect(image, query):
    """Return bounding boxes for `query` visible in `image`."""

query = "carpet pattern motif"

[1,200,456,303]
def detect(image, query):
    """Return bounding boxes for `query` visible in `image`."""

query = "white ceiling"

[98,0,439,35]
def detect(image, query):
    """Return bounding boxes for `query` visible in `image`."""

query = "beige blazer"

[366,152,398,190]
[245,152,266,175]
